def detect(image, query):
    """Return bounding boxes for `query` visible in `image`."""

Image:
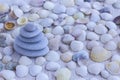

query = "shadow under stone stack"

[14,23,49,57]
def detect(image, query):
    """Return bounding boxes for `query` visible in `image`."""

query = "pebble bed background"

[0,0,120,80]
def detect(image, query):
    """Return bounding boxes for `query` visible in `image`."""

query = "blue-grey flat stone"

[18,32,44,43]
[14,44,49,57]
[15,37,48,50]
[23,23,37,32]
[20,28,40,38]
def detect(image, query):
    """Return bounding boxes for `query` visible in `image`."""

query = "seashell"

[56,68,71,80]
[90,46,112,62]
[106,61,120,74]
[4,21,15,30]
[0,3,9,14]
[113,15,120,25]
[30,0,45,7]
[17,17,28,25]
[28,13,40,21]
[0,14,8,22]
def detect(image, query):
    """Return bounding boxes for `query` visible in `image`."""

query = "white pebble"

[65,16,75,25]
[48,13,58,20]
[66,61,76,70]
[87,32,99,40]
[90,78,99,80]
[101,70,110,78]
[36,73,49,80]
[1,70,15,80]
[35,57,46,65]
[77,30,86,41]
[105,41,117,50]
[16,65,28,78]
[76,65,88,77]
[0,52,3,59]
[66,7,77,15]
[86,21,96,31]
[100,34,113,43]
[70,40,84,52]
[53,4,66,14]
[46,62,60,71]
[60,0,75,7]
[92,2,103,10]
[59,44,69,53]
[105,0,117,4]
[108,29,118,37]
[45,51,60,62]
[19,56,32,66]
[62,34,74,44]
[105,21,117,30]
[108,76,120,80]
[90,13,100,22]
[43,1,55,10]
[38,10,49,18]
[29,65,42,76]
[2,56,12,64]
[111,54,120,62]
[88,63,104,75]
[52,26,64,35]
[3,46,13,55]
[71,26,82,37]
[94,24,108,34]
[100,13,113,20]
[40,18,53,27]
[87,40,99,50]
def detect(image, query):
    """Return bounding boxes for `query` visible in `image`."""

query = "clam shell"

[4,21,15,30]
[17,17,28,25]
[106,61,120,74]
[0,3,9,14]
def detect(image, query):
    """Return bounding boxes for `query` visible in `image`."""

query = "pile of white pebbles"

[0,0,120,80]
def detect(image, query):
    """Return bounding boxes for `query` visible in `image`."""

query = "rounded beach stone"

[101,70,110,79]
[76,65,88,77]
[86,21,96,31]
[108,29,118,37]
[53,4,66,14]
[87,40,99,50]
[66,61,76,70]
[16,65,28,78]
[1,70,15,80]
[104,41,117,51]
[45,62,60,71]
[2,56,12,64]
[43,1,55,10]
[92,2,103,10]
[65,16,75,25]
[88,63,104,75]
[62,34,74,44]
[108,76,120,80]
[29,65,42,76]
[90,46,112,62]
[70,40,84,52]
[52,26,64,35]
[100,13,113,20]
[76,30,86,41]
[106,61,120,74]
[3,46,13,55]
[60,0,75,7]
[111,54,120,62]
[56,68,71,80]
[60,52,73,62]
[113,2,120,9]
[90,78,99,80]
[66,7,77,15]
[36,73,49,80]
[59,44,69,53]
[38,10,49,18]
[100,34,113,43]
[105,0,117,4]
[90,13,100,22]
[86,32,99,40]
[18,56,32,66]
[45,51,60,62]
[35,57,46,65]
[28,13,40,21]
[105,21,117,30]
[40,18,53,27]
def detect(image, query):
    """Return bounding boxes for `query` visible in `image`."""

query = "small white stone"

[28,13,40,21]
[75,24,87,30]
[48,13,58,20]
[90,13,100,22]
[1,70,15,80]
[20,4,31,13]
[105,0,117,4]
[35,57,46,65]
[46,62,60,71]
[0,52,3,59]
[66,7,77,15]
[105,41,117,51]
[40,18,53,27]
[66,61,76,70]
[36,73,49,80]
[2,56,12,64]
[94,24,108,34]
[77,30,86,41]
[88,63,104,75]
[29,65,42,76]
[86,32,99,40]
[19,56,32,66]
[5,34,14,46]
[73,12,85,20]
[60,0,75,7]
[101,70,110,78]
[113,2,120,9]
[52,26,64,35]
[100,34,113,43]
[87,40,99,50]
[71,26,83,37]
[105,21,117,30]
[92,2,103,10]
[100,13,113,20]
[90,78,99,80]
[111,54,120,62]
[62,34,74,44]
[59,44,69,53]
[108,76,120,80]
[43,1,55,10]
[53,4,66,14]
[60,51,73,62]
[63,25,72,33]
[45,51,60,62]
[38,10,49,18]
[70,40,84,52]
[65,16,75,25]
[76,65,88,77]
[16,65,28,78]
[48,35,61,50]
[11,27,20,38]
[3,46,13,55]
[108,29,118,37]
[45,33,54,40]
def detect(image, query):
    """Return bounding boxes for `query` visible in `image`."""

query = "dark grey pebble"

[113,16,120,25]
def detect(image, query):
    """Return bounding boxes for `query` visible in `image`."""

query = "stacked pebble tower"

[14,23,49,57]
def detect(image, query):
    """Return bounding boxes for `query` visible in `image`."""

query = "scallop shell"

[17,17,28,25]
[28,14,40,21]
[4,21,15,30]
[106,61,120,74]
[90,46,112,62]
[0,3,9,14]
